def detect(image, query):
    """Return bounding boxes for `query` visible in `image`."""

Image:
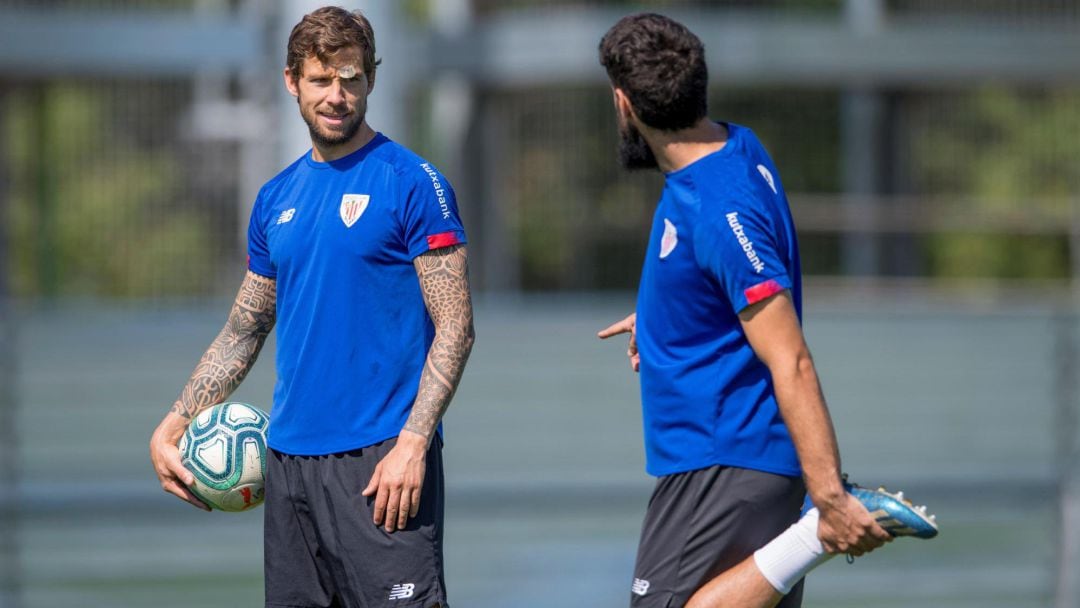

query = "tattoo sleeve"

[403,244,476,441]
[169,271,277,419]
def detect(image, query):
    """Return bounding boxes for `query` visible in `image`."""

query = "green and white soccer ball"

[179,402,269,512]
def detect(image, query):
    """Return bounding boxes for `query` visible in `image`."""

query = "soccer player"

[149,7,472,607]
[595,13,936,608]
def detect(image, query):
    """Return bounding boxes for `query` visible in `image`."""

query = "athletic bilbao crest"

[659,218,678,259]
[339,194,369,228]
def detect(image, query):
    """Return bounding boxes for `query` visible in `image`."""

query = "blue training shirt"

[636,123,802,478]
[247,133,466,456]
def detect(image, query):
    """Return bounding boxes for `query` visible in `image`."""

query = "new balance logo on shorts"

[389,583,415,600]
[632,578,650,596]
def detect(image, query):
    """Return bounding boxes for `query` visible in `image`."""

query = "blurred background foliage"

[6,84,1077,295]
[1,1,1077,296]
[910,89,1079,279]
[4,82,233,298]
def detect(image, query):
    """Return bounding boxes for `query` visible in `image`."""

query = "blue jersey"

[247,134,466,456]
[636,123,802,478]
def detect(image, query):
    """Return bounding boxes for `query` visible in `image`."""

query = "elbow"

[770,347,817,385]
[439,321,475,358]
[462,321,476,355]
[795,348,815,378]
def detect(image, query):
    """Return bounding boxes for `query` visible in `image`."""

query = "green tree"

[912,88,1078,279]
[6,84,217,298]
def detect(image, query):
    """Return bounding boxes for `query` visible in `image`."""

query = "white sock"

[753,508,834,594]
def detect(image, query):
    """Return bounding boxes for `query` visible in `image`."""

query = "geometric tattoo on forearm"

[404,244,475,440]
[170,271,277,419]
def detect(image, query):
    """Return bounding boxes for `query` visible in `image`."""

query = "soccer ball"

[179,402,269,512]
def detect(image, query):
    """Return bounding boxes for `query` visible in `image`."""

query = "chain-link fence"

[1,1,1078,607]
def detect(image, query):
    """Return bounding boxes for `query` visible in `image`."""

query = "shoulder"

[694,132,778,215]
[689,162,759,215]
[725,124,782,196]
[689,171,774,242]
[256,152,308,205]
[368,137,452,189]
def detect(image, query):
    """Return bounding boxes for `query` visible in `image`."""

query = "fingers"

[384,487,402,533]
[156,467,210,511]
[597,313,636,339]
[376,485,422,532]
[372,482,390,528]
[164,479,211,511]
[821,518,890,557]
[152,442,210,511]
[858,522,892,554]
[363,461,425,532]
[851,504,892,554]
[823,536,867,556]
[373,485,390,529]
[820,538,842,554]
[871,521,893,542]
[164,450,194,486]
[843,528,887,557]
[599,313,640,371]
[383,481,424,532]
[597,320,631,339]
[396,488,412,531]
[409,486,421,518]
[361,463,381,497]
[362,464,390,528]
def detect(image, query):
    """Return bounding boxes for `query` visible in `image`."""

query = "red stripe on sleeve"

[426,231,462,250]
[744,279,784,305]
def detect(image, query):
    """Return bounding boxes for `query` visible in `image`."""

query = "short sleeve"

[694,201,791,313]
[402,162,467,259]
[246,192,277,279]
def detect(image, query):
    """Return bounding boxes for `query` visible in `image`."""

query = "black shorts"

[630,465,805,608]
[264,437,447,608]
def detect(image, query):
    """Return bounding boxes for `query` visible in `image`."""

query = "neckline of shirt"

[303,132,387,170]
[664,122,739,179]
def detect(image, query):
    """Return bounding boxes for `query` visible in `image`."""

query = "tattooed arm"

[150,271,277,509]
[169,271,277,419]
[405,244,475,440]
[362,244,475,531]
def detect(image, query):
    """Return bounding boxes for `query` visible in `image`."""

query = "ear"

[284,67,299,98]
[612,87,639,124]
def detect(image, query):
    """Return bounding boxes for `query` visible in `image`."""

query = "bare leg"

[685,557,783,608]
[686,508,830,608]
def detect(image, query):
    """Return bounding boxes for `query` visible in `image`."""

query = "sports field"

[10,291,1071,607]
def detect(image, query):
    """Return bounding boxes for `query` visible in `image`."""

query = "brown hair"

[599,13,708,131]
[286,6,381,80]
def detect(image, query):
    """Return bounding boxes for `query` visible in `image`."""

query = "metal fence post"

[841,0,885,278]
[1056,198,1080,608]
[0,83,22,608]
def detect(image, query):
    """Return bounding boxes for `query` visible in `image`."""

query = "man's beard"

[618,121,658,170]
[300,100,364,149]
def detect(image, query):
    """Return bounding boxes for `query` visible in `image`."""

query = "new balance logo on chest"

[276,208,296,224]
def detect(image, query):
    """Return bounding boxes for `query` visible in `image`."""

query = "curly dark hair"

[598,13,708,131]
[287,6,381,80]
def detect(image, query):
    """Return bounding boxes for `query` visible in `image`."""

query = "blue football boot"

[845,477,939,539]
